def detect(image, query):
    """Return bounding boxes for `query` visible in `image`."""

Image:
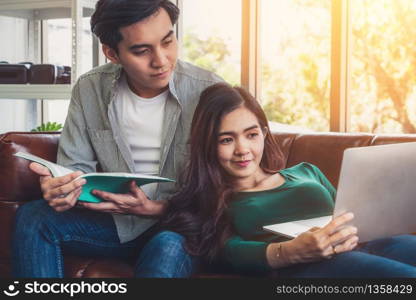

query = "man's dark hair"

[91,0,179,52]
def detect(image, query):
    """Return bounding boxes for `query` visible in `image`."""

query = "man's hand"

[30,162,86,212]
[78,181,167,216]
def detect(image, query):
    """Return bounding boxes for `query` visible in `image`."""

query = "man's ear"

[102,44,120,64]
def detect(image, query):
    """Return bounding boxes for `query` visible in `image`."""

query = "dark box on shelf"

[0,64,29,84]
[30,64,61,84]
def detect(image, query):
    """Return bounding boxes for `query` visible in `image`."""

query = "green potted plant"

[31,121,63,132]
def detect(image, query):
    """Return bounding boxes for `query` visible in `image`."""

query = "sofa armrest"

[0,132,60,203]
[0,132,60,277]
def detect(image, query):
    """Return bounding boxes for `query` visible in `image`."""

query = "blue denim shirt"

[57,60,223,242]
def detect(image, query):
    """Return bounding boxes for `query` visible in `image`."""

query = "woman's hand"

[287,212,358,263]
[267,212,359,268]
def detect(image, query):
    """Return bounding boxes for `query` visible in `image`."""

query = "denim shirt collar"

[107,63,180,106]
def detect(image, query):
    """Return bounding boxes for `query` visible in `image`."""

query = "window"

[178,0,416,134]
[181,0,242,85]
[260,0,331,132]
[349,0,416,133]
[43,17,93,126]
[0,16,37,133]
[7,0,411,134]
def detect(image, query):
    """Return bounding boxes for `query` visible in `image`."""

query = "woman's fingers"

[329,225,357,245]
[323,212,354,235]
[333,236,359,254]
[289,212,359,263]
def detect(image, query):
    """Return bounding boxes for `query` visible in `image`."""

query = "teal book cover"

[77,173,174,203]
[14,151,174,203]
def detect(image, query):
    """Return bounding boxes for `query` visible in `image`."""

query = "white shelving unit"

[0,0,101,100]
[0,84,72,99]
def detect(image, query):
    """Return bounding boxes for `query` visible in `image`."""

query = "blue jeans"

[277,235,416,278]
[12,200,195,278]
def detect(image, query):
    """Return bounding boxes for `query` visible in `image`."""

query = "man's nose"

[152,48,168,69]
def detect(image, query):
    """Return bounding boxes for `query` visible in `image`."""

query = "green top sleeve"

[309,163,337,200]
[222,235,271,273]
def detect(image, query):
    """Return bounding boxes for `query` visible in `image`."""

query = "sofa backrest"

[275,132,416,188]
[2,131,416,203]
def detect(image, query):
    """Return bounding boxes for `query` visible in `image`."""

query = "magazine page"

[14,151,73,177]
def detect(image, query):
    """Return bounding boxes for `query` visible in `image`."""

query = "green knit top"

[222,162,335,273]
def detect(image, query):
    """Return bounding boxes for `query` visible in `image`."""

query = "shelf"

[0,0,96,20]
[0,84,72,100]
[0,0,102,87]
[0,0,102,101]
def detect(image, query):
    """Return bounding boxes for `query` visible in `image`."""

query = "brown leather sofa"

[2,131,416,278]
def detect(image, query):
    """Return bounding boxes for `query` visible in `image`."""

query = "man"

[12,0,222,278]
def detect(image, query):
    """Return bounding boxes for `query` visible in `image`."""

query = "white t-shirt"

[115,75,168,199]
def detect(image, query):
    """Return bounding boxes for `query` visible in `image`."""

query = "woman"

[164,83,416,277]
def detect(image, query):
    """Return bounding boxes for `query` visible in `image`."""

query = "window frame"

[177,0,352,132]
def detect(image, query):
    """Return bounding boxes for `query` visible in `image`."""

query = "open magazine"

[14,151,174,203]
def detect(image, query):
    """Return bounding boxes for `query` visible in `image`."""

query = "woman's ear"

[262,126,268,138]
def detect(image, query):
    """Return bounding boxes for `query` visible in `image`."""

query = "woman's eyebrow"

[218,125,259,136]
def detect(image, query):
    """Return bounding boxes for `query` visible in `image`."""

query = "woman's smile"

[233,160,251,168]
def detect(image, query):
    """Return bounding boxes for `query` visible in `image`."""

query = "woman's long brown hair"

[163,83,285,260]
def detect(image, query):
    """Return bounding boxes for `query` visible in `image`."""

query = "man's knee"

[136,231,196,278]
[150,230,185,244]
[146,231,187,254]
[16,200,45,221]
[14,200,51,234]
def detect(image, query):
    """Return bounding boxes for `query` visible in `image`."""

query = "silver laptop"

[263,142,416,242]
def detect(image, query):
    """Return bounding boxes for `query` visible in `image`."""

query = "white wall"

[0,16,38,133]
